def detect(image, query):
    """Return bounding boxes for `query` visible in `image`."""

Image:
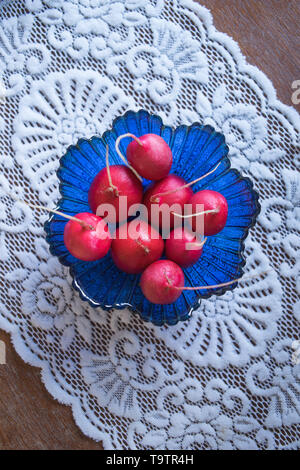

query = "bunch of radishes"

[54,132,233,306]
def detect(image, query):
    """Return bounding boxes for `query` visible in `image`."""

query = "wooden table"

[0,0,299,450]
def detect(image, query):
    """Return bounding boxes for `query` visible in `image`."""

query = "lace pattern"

[0,0,299,449]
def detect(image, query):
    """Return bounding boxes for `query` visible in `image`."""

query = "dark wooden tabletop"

[0,0,299,450]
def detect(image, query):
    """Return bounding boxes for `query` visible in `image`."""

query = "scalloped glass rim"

[45,110,261,327]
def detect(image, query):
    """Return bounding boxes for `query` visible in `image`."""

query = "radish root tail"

[115,133,143,182]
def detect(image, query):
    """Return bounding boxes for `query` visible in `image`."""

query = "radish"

[88,145,143,223]
[111,220,164,274]
[143,174,194,233]
[64,212,111,261]
[10,198,112,262]
[143,162,222,233]
[115,133,172,181]
[141,260,268,305]
[184,190,228,236]
[165,228,206,268]
[140,260,184,304]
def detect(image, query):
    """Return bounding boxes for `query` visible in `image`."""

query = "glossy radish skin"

[64,212,111,261]
[140,260,184,304]
[165,228,204,268]
[126,134,172,181]
[111,220,164,274]
[143,174,194,232]
[189,190,228,236]
[88,165,143,223]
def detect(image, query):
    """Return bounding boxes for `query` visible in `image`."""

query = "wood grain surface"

[0,0,299,450]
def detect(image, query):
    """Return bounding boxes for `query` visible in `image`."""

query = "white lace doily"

[1,0,300,450]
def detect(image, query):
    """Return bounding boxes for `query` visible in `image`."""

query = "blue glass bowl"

[45,110,260,326]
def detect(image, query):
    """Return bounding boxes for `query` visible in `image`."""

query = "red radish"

[186,190,228,236]
[142,162,222,233]
[143,174,194,232]
[141,260,268,304]
[64,212,111,261]
[115,133,172,181]
[165,228,206,268]
[140,260,184,304]
[111,220,164,274]
[88,146,143,223]
[8,197,112,262]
